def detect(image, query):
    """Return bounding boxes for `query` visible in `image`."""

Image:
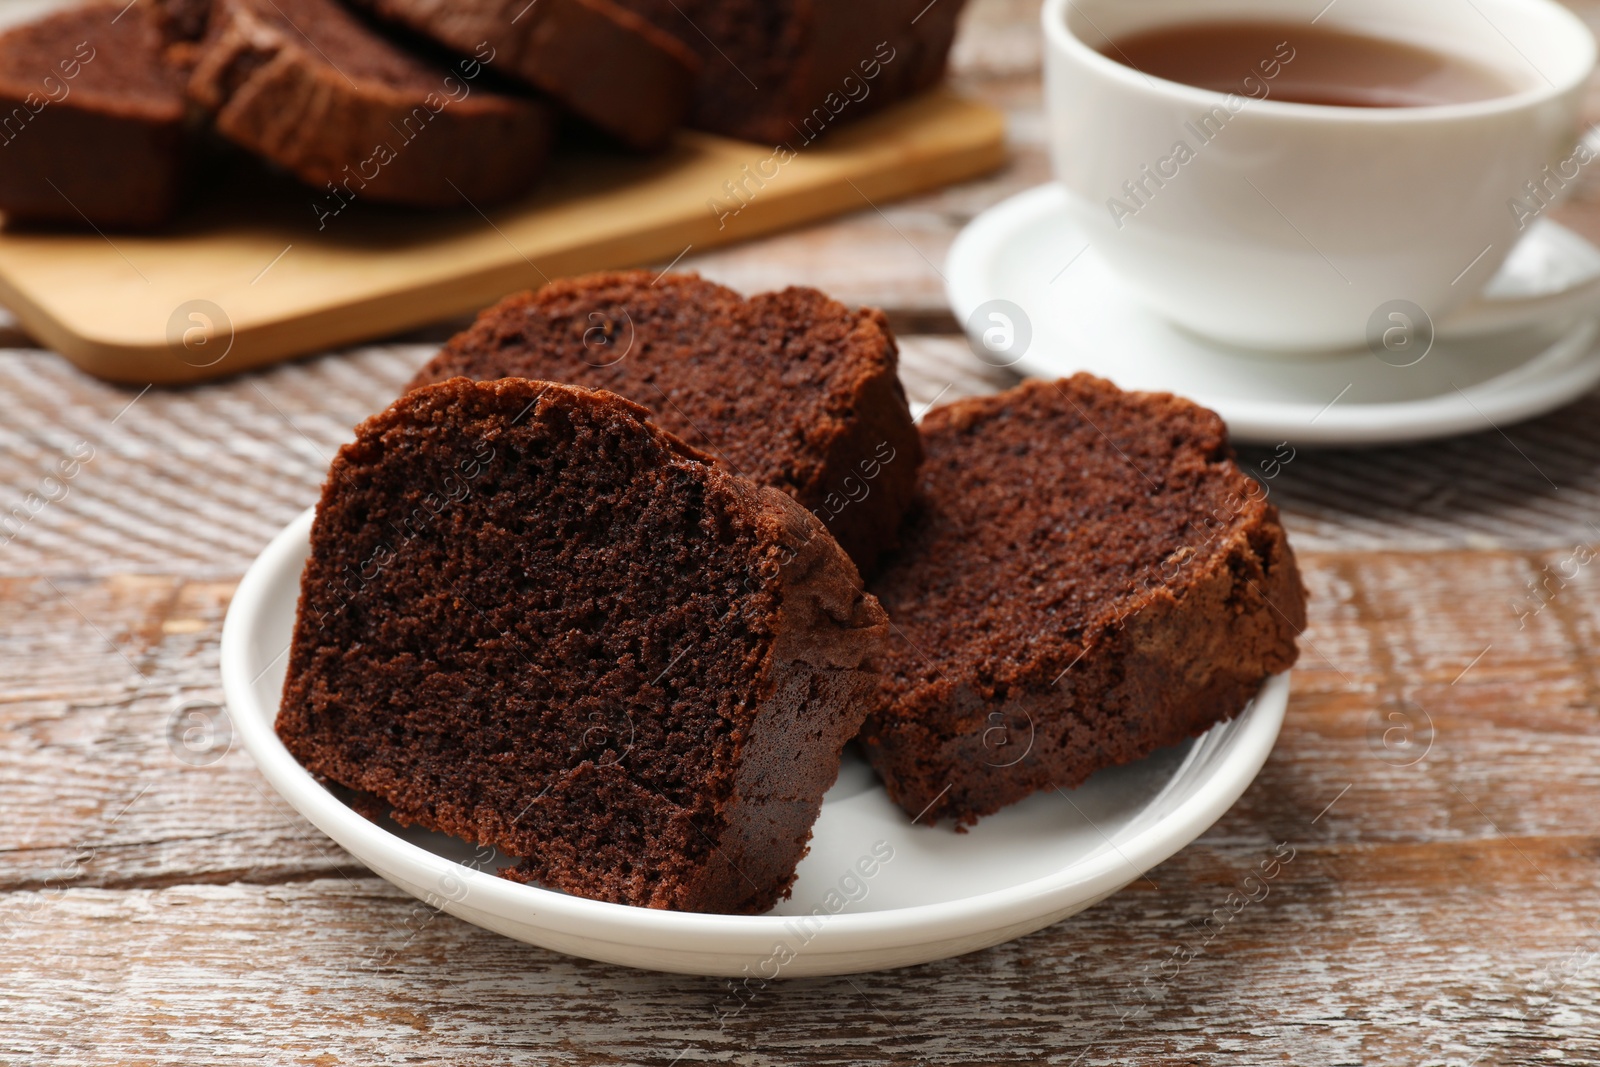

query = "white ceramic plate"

[222,507,1290,977]
[946,183,1600,447]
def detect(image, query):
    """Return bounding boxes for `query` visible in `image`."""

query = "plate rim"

[222,506,1289,967]
[945,182,1600,447]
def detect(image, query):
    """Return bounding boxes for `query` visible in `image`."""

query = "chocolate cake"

[186,0,554,208]
[861,375,1305,827]
[0,3,192,228]
[148,0,212,48]
[277,377,889,913]
[347,0,697,152]
[407,272,923,574]
[609,0,969,143]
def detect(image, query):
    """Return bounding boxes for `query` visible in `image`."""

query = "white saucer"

[222,507,1290,977]
[946,184,1600,446]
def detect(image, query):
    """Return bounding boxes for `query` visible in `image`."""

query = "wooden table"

[6,2,1600,1063]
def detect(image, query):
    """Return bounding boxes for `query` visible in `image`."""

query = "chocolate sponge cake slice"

[348,0,698,151]
[0,2,192,228]
[407,271,923,575]
[861,375,1305,827]
[186,0,554,208]
[277,377,888,913]
[609,0,969,144]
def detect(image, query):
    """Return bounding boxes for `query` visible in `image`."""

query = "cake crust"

[277,377,887,913]
[860,375,1306,826]
[407,271,923,575]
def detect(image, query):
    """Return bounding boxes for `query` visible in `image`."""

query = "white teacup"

[1043,0,1597,352]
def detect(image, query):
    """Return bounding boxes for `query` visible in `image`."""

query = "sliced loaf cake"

[407,271,923,574]
[186,0,554,208]
[0,2,192,228]
[277,376,888,913]
[861,374,1305,826]
[611,0,969,143]
[348,0,698,151]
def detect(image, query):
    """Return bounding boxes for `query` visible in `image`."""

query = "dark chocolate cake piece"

[407,271,923,575]
[186,0,554,208]
[277,377,888,913]
[348,0,698,151]
[609,0,969,143]
[0,2,192,228]
[861,375,1306,827]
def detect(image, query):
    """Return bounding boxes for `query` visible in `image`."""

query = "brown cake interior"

[0,3,185,118]
[347,0,698,152]
[148,0,213,46]
[408,271,922,573]
[618,0,801,137]
[241,0,450,90]
[278,377,881,912]
[863,374,1305,825]
[879,381,1252,689]
[611,0,967,142]
[185,0,553,207]
[0,3,191,227]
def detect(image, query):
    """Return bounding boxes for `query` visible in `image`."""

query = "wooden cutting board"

[0,90,1004,385]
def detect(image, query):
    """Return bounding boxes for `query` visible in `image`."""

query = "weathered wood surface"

[6,0,1600,1063]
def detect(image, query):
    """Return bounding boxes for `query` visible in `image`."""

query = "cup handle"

[1438,125,1600,339]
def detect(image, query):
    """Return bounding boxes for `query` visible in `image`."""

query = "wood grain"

[3,843,1598,1065]
[6,0,1600,1063]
